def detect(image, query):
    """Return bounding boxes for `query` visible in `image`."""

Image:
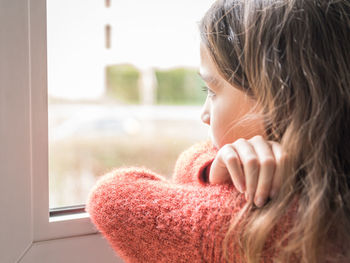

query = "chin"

[209,134,220,150]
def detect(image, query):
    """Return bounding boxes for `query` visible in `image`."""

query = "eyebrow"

[197,72,220,86]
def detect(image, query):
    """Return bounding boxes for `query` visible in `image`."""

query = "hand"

[208,136,285,208]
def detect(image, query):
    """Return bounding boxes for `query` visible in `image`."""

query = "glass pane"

[47,0,213,209]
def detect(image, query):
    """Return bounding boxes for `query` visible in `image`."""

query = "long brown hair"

[200,0,350,262]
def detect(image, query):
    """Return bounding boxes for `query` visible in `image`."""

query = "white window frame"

[0,0,122,262]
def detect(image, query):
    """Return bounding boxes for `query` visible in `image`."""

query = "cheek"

[209,95,262,147]
[212,96,238,126]
[209,101,232,146]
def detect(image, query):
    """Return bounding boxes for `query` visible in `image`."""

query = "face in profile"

[199,44,265,149]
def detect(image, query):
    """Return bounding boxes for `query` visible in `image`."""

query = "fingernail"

[255,197,265,207]
[245,192,250,202]
[237,184,244,193]
[270,189,276,198]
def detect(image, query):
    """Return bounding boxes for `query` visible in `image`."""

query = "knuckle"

[220,144,232,153]
[275,153,288,167]
[269,140,280,147]
[225,154,238,164]
[251,135,264,142]
[234,138,246,145]
[220,144,239,164]
[217,145,228,156]
[261,157,276,168]
[279,153,288,163]
[244,157,259,168]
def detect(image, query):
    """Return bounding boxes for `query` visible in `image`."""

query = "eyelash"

[202,86,216,97]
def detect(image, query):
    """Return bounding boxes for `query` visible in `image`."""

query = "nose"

[201,99,210,125]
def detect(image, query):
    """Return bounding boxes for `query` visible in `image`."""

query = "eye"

[202,86,216,97]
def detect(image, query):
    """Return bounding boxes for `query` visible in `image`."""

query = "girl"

[86,0,350,262]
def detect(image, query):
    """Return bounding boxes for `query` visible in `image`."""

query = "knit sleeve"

[86,167,245,263]
[172,141,217,185]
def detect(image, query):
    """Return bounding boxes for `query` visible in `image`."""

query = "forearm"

[86,167,242,263]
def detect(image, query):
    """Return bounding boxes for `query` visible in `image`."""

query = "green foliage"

[105,65,207,105]
[106,64,140,104]
[155,68,207,105]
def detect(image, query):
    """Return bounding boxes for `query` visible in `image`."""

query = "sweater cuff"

[196,158,213,185]
[173,141,217,185]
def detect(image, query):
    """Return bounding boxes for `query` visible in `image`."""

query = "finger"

[209,145,245,193]
[249,136,276,207]
[221,145,245,193]
[209,146,236,185]
[232,138,259,204]
[269,141,285,199]
[209,156,231,185]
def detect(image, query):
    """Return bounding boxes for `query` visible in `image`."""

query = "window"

[0,0,214,262]
[47,0,212,209]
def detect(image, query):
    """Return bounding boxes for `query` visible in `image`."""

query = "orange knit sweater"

[86,141,297,262]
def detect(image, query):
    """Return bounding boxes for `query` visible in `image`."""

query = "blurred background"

[47,0,214,209]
